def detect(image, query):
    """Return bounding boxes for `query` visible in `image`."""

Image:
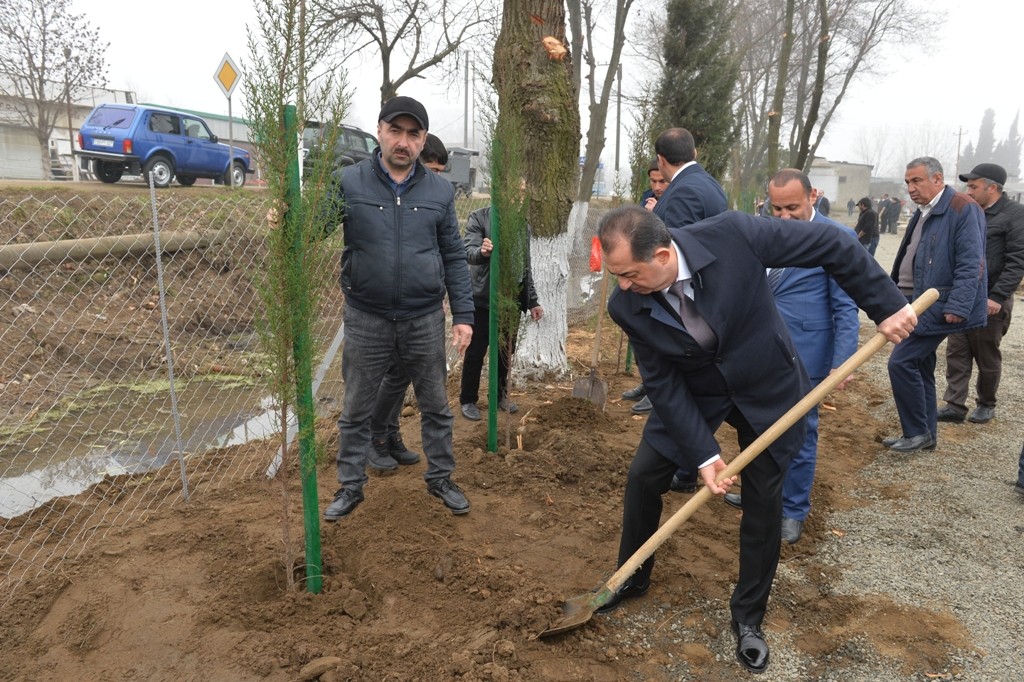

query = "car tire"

[143,156,174,188]
[176,174,196,187]
[225,161,246,188]
[94,161,123,184]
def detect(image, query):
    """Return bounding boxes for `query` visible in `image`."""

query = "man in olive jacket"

[324,96,475,520]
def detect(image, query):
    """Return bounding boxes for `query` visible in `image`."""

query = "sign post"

[213,53,241,189]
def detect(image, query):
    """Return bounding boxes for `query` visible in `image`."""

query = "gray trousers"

[336,305,455,490]
[943,298,1013,411]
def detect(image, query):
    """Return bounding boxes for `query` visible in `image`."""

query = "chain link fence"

[0,185,611,605]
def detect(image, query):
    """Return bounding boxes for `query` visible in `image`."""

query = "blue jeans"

[336,305,455,490]
[865,236,879,257]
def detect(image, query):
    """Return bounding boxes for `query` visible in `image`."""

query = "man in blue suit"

[595,206,916,673]
[724,169,860,544]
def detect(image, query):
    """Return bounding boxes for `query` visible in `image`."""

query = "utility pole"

[63,47,79,182]
[464,53,470,147]
[954,126,965,185]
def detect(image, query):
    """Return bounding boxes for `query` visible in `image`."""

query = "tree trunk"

[765,0,795,176]
[494,0,580,377]
[793,0,829,171]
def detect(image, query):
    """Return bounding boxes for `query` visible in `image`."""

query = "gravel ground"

[807,230,1024,681]
[604,227,1024,680]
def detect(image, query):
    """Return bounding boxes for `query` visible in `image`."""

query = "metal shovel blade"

[571,369,608,407]
[536,588,616,639]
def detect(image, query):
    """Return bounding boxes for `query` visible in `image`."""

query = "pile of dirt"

[0,349,974,680]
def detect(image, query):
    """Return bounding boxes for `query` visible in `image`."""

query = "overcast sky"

[77,0,1024,179]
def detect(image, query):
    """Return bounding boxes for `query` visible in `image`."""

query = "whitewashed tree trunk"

[514,201,589,380]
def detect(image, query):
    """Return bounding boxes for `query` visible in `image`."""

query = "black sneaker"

[427,477,470,515]
[367,440,399,474]
[324,488,364,521]
[386,433,421,465]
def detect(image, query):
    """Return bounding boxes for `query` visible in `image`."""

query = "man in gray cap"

[938,162,1024,424]
[324,95,475,520]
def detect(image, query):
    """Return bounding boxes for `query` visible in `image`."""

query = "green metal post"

[487,199,500,453]
[284,104,323,593]
[624,342,634,374]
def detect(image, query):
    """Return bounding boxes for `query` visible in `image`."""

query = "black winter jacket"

[981,193,1024,305]
[335,153,474,326]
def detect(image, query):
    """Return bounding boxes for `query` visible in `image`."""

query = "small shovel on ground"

[571,270,610,408]
[539,288,939,638]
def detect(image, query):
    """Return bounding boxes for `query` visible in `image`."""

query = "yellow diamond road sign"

[214,53,241,98]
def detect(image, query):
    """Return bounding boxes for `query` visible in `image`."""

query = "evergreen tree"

[975,108,996,161]
[653,0,740,178]
[960,140,975,176]
[994,111,1022,179]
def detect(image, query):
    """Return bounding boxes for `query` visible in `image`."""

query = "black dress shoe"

[936,405,966,423]
[595,577,650,614]
[631,395,653,414]
[780,517,804,544]
[882,434,936,451]
[427,477,470,515]
[621,384,646,401]
[732,621,770,673]
[968,405,995,423]
[669,473,698,493]
[323,488,364,521]
[886,433,936,452]
[723,492,742,509]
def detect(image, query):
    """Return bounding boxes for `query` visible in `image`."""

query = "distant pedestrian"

[847,197,856,217]
[854,197,879,256]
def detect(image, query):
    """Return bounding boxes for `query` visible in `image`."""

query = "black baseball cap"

[959,162,1007,186]
[378,96,429,130]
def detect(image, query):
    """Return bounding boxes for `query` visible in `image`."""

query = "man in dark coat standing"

[595,206,916,674]
[884,157,987,452]
[938,162,1024,424]
[652,127,728,228]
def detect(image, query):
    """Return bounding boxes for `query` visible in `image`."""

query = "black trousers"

[617,409,785,625]
[459,305,517,405]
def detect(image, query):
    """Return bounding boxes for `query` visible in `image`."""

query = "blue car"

[76,104,252,188]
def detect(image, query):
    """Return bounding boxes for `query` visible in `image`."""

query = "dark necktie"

[669,280,717,351]
[767,267,785,292]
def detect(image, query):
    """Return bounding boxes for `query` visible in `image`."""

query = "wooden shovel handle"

[590,271,610,368]
[603,288,938,595]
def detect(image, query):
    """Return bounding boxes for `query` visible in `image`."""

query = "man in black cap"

[937,162,1024,425]
[324,96,475,520]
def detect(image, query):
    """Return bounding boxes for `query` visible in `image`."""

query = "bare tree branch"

[314,0,495,105]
